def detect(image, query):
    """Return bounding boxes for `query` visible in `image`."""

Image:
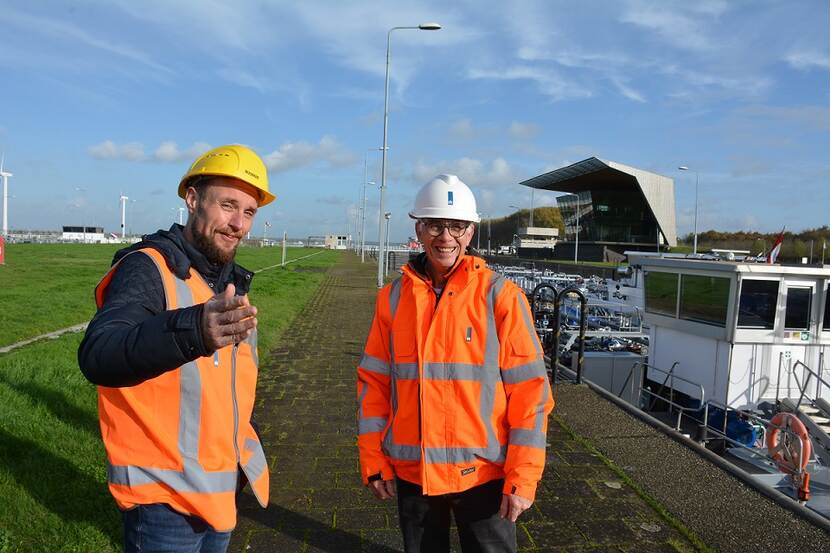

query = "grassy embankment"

[0,243,341,552]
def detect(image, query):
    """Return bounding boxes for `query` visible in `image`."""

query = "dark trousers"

[396,478,517,553]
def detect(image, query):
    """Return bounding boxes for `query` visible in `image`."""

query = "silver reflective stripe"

[509,428,547,449]
[393,362,419,380]
[359,353,390,375]
[384,279,403,457]
[357,381,369,420]
[108,463,237,492]
[423,362,486,381]
[477,273,505,457]
[359,416,388,434]
[425,445,507,464]
[242,437,267,484]
[500,359,547,384]
[248,328,259,367]
[516,291,543,358]
[389,278,402,319]
[384,443,421,461]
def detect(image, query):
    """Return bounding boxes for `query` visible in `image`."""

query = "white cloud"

[263,136,354,173]
[619,1,716,52]
[448,119,476,140]
[6,6,172,77]
[88,140,211,162]
[508,121,540,140]
[88,140,146,161]
[153,141,212,162]
[612,79,646,103]
[413,157,522,190]
[785,51,830,71]
[468,66,592,102]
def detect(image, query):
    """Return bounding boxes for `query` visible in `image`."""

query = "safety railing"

[790,359,830,411]
[630,361,708,434]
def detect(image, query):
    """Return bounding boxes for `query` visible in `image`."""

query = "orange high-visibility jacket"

[357,255,554,500]
[95,248,269,531]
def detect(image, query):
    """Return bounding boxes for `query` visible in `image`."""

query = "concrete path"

[231,253,703,552]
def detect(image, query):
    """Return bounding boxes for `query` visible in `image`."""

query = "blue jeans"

[122,504,232,553]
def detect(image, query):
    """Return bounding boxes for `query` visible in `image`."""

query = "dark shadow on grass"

[237,493,399,553]
[0,428,120,547]
[0,373,99,436]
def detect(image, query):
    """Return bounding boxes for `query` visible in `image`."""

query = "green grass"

[0,244,341,552]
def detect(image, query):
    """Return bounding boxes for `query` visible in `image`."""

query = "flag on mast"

[766,227,785,264]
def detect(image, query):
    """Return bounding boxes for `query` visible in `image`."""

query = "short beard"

[190,214,238,265]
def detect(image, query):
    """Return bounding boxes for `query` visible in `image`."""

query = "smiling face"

[184,177,259,265]
[415,218,475,283]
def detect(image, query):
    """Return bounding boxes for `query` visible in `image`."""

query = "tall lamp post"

[377,22,442,288]
[362,147,381,263]
[383,212,392,277]
[678,166,699,255]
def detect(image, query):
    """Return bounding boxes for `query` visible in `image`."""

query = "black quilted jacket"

[78,224,255,387]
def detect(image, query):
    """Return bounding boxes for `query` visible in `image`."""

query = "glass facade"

[557,189,659,245]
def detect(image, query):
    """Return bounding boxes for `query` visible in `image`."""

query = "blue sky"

[2,0,829,242]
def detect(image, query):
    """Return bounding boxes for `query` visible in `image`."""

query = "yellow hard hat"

[178,144,275,206]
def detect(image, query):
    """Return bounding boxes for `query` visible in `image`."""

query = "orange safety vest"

[94,248,269,531]
[357,255,554,501]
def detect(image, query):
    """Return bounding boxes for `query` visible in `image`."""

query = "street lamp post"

[678,166,699,255]
[362,148,380,263]
[383,212,392,277]
[377,22,441,288]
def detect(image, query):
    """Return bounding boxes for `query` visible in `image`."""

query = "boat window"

[644,271,678,317]
[737,280,779,329]
[784,287,812,330]
[824,286,830,331]
[679,274,730,326]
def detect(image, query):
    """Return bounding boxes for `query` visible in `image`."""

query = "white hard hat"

[409,174,480,223]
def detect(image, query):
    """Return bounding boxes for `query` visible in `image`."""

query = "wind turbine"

[119,193,130,239]
[1,155,12,238]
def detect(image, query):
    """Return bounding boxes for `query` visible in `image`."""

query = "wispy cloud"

[5,7,172,77]
[508,122,540,140]
[88,140,146,161]
[784,50,830,71]
[619,1,717,52]
[468,66,592,102]
[88,140,211,162]
[412,157,524,190]
[263,136,354,173]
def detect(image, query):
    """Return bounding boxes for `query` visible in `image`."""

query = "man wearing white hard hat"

[357,174,554,552]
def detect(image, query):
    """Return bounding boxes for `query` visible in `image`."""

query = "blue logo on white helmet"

[447,191,454,205]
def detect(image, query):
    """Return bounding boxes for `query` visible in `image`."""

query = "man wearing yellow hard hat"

[79,145,274,552]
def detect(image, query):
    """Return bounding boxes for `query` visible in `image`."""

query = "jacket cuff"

[503,479,538,503]
[169,304,210,359]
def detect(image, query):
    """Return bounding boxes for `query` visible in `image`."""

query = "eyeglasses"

[420,219,471,238]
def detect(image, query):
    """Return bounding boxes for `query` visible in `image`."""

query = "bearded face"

[183,178,259,265]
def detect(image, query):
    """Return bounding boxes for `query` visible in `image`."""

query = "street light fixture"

[377,22,442,288]
[678,166,699,255]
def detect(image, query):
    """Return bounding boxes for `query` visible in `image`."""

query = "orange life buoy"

[766,412,812,474]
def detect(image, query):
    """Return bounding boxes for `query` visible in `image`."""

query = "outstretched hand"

[499,493,532,522]
[201,284,257,352]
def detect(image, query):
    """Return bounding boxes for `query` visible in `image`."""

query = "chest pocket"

[392,330,417,363]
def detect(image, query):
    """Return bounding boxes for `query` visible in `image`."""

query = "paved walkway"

[232,253,702,552]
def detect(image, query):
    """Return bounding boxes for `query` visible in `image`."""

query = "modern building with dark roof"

[520,157,677,261]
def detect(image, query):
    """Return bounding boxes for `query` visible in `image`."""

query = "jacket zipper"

[419,285,440,493]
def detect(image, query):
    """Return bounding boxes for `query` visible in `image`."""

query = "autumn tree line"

[478,207,829,263]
